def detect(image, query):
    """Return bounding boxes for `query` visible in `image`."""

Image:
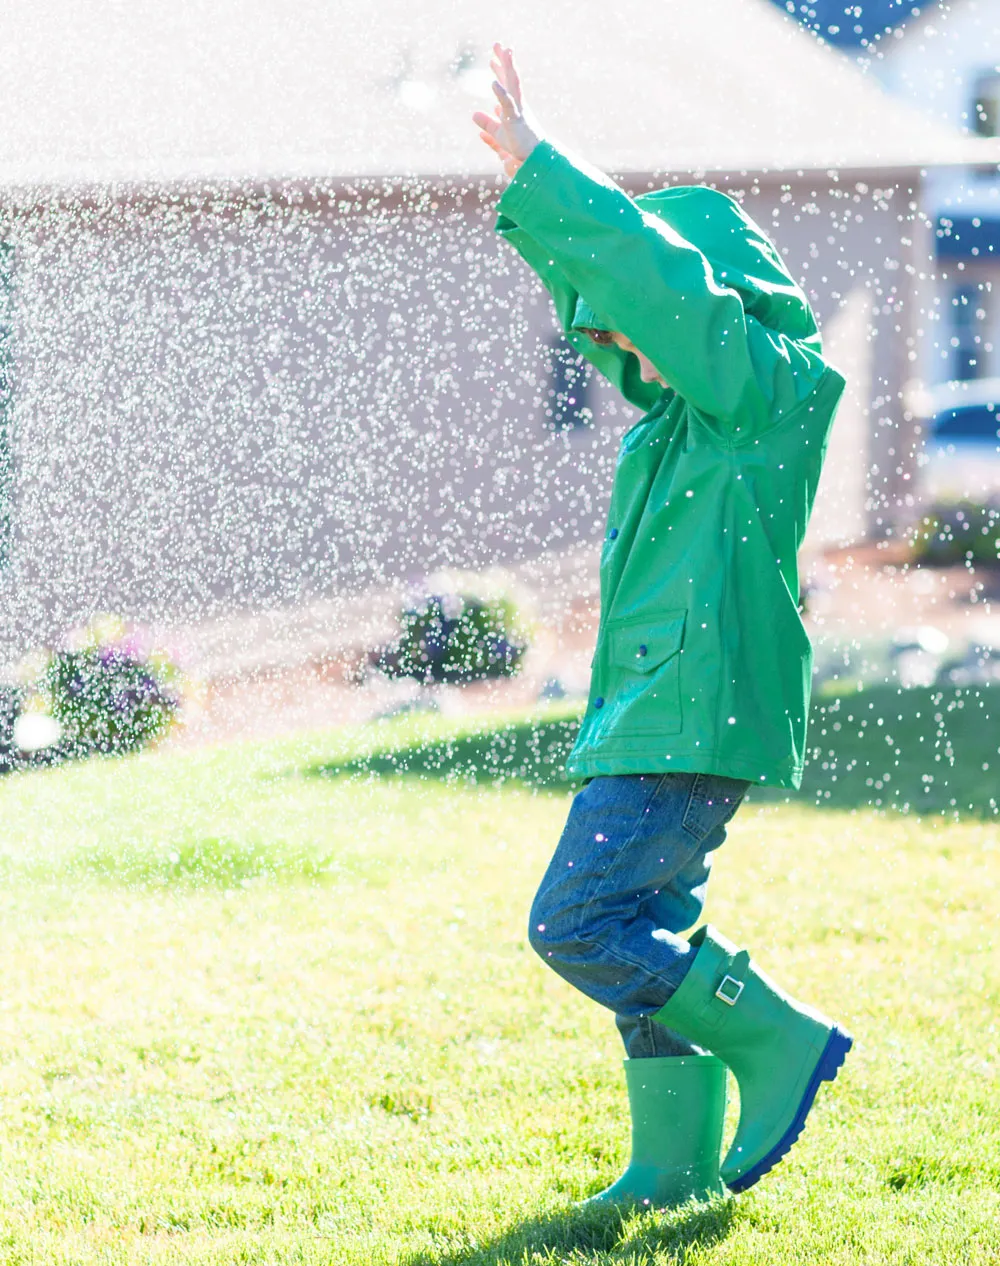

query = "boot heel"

[818,1025,853,1083]
[727,1025,853,1193]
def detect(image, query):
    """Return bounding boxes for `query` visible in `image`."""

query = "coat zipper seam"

[711,441,737,756]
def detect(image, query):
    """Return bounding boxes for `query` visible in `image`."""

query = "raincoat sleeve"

[494,209,662,413]
[495,141,828,437]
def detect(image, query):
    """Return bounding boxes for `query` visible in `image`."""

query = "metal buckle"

[715,975,744,1006]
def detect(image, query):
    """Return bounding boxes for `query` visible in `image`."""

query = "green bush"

[373,593,528,686]
[908,501,1000,567]
[40,623,183,758]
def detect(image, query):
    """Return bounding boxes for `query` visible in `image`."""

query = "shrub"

[909,502,1000,567]
[373,593,528,686]
[0,685,25,771]
[29,616,184,759]
[42,648,179,756]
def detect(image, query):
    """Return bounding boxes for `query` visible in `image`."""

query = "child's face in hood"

[608,332,668,387]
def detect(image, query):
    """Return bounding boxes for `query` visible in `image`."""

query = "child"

[472,46,852,1207]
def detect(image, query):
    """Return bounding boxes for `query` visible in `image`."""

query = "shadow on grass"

[754,679,1000,819]
[306,715,581,794]
[404,1195,737,1266]
[305,683,999,819]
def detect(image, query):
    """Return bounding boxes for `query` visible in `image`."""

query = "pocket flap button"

[607,610,686,676]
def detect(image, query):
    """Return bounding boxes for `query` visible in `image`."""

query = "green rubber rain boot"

[583,1054,728,1210]
[651,925,852,1193]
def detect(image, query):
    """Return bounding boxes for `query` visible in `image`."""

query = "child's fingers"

[504,49,523,103]
[492,80,516,117]
[479,131,508,157]
[487,42,524,108]
[489,42,523,117]
[490,48,521,105]
[477,131,513,168]
[472,110,500,135]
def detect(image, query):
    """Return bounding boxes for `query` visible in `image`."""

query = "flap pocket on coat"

[608,610,687,675]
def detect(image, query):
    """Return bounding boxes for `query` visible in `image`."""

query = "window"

[972,71,1000,136]
[932,403,1000,441]
[543,336,593,430]
[0,245,12,570]
[951,283,989,380]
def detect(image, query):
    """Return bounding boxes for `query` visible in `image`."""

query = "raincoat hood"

[571,185,818,345]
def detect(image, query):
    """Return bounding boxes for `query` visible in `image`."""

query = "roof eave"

[0,150,993,214]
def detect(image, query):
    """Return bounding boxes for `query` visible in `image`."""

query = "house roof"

[764,0,933,50]
[0,0,995,192]
[863,0,989,118]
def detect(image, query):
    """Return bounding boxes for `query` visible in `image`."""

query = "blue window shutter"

[544,335,593,431]
[952,283,987,382]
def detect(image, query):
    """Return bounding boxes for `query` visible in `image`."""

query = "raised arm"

[493,212,664,414]
[474,46,828,438]
[496,141,823,434]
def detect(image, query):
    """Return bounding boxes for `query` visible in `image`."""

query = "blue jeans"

[528,772,749,1059]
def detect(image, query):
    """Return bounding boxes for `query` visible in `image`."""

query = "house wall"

[872,1,1000,389]
[0,169,923,659]
[0,184,633,657]
[724,171,925,543]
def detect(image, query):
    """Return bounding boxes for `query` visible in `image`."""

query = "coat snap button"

[594,697,604,709]
[608,528,618,540]
[638,644,648,656]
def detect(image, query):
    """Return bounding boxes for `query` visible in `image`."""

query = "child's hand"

[471,44,541,179]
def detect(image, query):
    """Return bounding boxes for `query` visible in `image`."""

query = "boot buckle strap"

[715,975,744,1006]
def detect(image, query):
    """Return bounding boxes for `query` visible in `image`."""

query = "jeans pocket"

[576,773,674,908]
[681,773,750,842]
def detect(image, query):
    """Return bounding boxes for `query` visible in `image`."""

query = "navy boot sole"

[726,1025,853,1194]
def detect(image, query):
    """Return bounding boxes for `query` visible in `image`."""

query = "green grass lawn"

[0,695,998,1264]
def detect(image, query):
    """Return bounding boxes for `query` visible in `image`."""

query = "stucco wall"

[0,169,922,658]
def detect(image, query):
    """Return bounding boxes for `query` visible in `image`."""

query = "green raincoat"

[495,141,845,789]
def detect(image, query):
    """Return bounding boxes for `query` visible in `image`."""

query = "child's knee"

[527,885,581,964]
[527,891,554,959]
